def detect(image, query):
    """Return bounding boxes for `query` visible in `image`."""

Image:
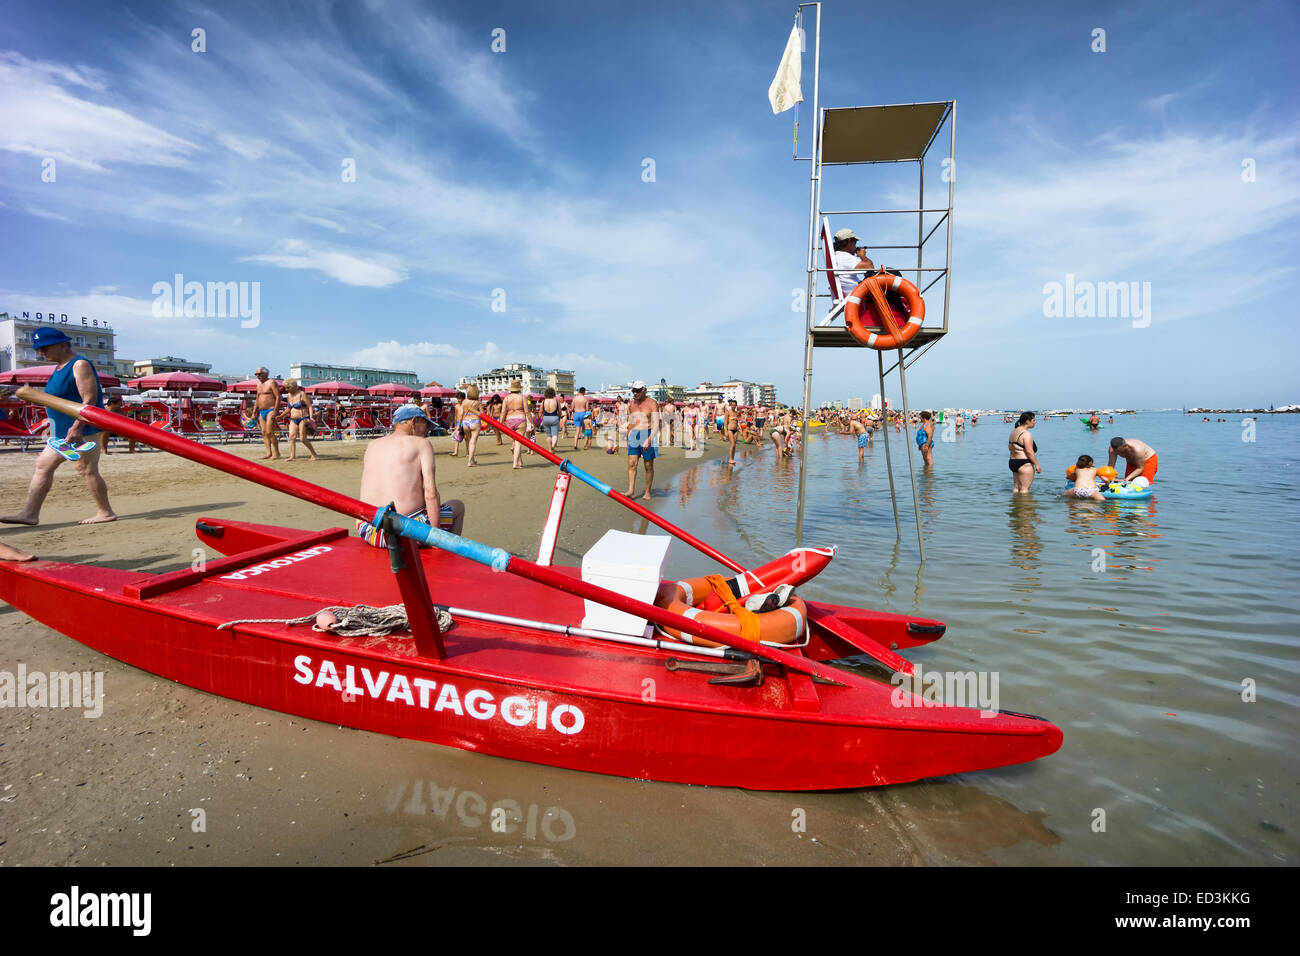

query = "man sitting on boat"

[355,405,465,548]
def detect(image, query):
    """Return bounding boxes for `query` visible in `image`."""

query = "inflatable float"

[1065,465,1153,499]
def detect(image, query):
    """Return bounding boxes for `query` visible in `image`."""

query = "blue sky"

[1,0,1297,408]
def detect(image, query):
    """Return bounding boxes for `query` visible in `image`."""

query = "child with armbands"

[1063,455,1111,501]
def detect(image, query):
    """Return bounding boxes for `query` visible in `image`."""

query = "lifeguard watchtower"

[787,3,955,562]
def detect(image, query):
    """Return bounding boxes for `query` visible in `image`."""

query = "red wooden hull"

[0,520,1061,790]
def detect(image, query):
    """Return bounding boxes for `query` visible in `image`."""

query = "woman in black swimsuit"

[1008,411,1040,493]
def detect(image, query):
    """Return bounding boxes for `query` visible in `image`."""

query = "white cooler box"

[581,530,673,636]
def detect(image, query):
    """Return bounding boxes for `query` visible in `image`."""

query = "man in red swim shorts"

[1108,436,1158,485]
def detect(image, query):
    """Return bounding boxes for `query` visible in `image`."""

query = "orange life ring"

[653,581,807,648]
[844,274,925,349]
[695,547,834,612]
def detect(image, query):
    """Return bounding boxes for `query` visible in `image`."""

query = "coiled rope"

[216,603,452,637]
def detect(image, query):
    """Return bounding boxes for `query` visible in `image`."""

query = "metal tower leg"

[877,351,901,542]
[794,333,815,545]
[895,352,926,562]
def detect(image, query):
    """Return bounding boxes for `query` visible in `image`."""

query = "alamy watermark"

[1042,274,1151,328]
[890,662,999,716]
[1,663,104,718]
[152,273,260,328]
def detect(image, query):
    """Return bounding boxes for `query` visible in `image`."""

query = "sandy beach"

[1,431,772,866]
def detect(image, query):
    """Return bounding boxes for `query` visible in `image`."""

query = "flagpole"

[794,1,820,546]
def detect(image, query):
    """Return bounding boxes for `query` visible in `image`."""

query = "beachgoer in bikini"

[501,381,533,469]
[459,384,483,466]
[723,400,742,463]
[1008,411,1041,493]
[770,409,791,460]
[539,387,563,453]
[683,402,699,450]
[283,379,319,461]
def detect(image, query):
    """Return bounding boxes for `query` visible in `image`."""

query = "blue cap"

[393,405,429,425]
[32,327,71,350]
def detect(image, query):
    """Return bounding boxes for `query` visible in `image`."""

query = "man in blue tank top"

[1,327,117,526]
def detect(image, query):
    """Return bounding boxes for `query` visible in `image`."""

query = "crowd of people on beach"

[1,323,1169,566]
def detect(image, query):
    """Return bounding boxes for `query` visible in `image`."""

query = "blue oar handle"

[377,507,511,572]
[560,459,612,496]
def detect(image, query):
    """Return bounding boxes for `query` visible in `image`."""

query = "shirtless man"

[253,367,281,460]
[660,399,677,447]
[723,399,741,464]
[1108,436,1158,486]
[625,382,660,500]
[355,405,465,548]
[850,416,870,462]
[570,387,591,451]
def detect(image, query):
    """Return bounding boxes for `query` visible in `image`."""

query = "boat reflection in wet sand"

[0,387,1061,791]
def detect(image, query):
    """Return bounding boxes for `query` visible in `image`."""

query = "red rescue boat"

[0,389,1062,791]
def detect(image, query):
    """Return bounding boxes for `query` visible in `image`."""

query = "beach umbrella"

[305,381,364,395]
[368,382,417,397]
[420,386,458,397]
[129,371,225,391]
[2,365,121,388]
[228,378,282,393]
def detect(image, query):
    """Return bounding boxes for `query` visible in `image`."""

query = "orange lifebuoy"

[694,547,834,612]
[844,274,925,349]
[653,581,807,648]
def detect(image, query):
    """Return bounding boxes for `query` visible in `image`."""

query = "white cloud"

[217,132,269,160]
[0,51,196,171]
[23,205,75,223]
[242,242,407,287]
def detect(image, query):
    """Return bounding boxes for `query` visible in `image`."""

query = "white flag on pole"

[768,23,803,114]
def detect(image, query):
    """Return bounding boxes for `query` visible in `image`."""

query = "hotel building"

[0,311,118,377]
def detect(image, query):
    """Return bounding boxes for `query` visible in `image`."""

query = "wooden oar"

[14,386,863,689]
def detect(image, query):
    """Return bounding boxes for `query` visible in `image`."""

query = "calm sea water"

[652,411,1299,864]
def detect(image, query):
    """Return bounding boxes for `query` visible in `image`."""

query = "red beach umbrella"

[368,383,417,397]
[305,381,364,395]
[229,378,282,393]
[129,371,225,391]
[1,365,121,387]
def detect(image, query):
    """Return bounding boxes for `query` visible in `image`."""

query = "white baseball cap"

[631,380,646,391]
[833,227,858,242]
